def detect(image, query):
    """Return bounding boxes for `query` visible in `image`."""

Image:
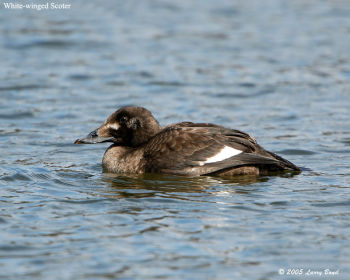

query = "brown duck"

[74,106,301,176]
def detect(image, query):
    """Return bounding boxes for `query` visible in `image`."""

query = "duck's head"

[74,106,161,147]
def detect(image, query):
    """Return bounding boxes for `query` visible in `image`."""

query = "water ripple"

[0,111,36,119]
[1,0,350,279]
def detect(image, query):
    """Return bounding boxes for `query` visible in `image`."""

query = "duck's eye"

[120,116,128,123]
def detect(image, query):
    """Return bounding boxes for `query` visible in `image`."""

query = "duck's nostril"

[89,129,98,137]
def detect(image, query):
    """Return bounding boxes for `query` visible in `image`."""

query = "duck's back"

[143,122,300,176]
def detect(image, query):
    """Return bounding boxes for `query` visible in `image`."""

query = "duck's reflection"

[100,172,270,199]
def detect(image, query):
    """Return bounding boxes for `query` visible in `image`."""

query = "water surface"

[1,0,350,279]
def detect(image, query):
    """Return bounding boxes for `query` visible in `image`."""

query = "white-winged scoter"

[74,106,300,176]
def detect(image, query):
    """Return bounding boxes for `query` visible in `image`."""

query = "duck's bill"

[74,129,114,144]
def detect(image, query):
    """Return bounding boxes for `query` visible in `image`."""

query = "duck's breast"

[102,145,145,174]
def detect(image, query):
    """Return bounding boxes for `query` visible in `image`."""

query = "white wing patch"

[200,146,242,166]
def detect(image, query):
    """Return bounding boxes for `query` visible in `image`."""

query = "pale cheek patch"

[108,123,120,130]
[200,146,242,166]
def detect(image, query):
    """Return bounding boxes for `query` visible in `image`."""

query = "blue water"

[1,0,350,279]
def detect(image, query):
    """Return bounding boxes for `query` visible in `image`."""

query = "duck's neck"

[131,124,161,147]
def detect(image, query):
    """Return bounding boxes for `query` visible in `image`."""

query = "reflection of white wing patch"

[200,146,242,166]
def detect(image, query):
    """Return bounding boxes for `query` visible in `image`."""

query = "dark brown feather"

[143,122,300,176]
